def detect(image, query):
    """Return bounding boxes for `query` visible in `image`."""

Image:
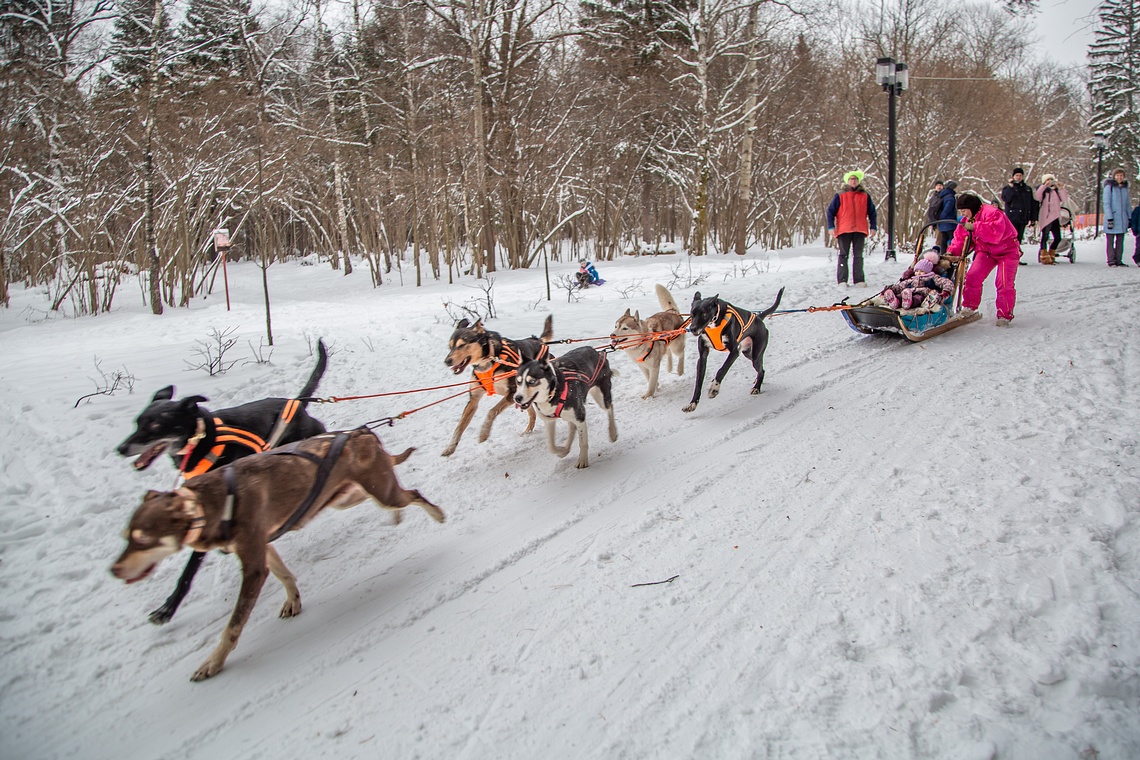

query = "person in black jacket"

[925,180,945,226]
[934,180,958,252]
[1000,168,1037,265]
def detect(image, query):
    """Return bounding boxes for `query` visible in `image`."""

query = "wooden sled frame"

[842,222,981,342]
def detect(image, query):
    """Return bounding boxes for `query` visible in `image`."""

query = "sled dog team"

[111,283,784,681]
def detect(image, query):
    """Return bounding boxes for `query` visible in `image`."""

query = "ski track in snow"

[1,247,1138,759]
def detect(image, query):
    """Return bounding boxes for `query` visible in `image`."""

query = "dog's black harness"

[550,355,608,418]
[215,430,353,543]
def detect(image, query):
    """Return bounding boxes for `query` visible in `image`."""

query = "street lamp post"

[1093,132,1108,239]
[875,57,908,262]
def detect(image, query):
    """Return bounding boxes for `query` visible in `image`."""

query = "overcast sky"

[1025,0,1101,67]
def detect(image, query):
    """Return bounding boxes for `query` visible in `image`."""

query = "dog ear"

[622,308,631,318]
[144,489,163,500]
[456,318,470,329]
[152,386,175,402]
[693,292,701,302]
[472,320,485,333]
[181,395,208,410]
[634,310,640,322]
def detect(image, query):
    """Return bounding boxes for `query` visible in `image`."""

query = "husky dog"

[611,284,686,399]
[513,347,617,469]
[683,288,785,413]
[442,316,554,457]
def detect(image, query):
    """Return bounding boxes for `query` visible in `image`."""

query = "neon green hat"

[843,170,865,184]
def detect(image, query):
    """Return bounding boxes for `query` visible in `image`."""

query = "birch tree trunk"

[734,4,760,256]
[144,0,165,314]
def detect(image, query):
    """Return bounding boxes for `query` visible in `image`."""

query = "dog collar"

[181,490,207,546]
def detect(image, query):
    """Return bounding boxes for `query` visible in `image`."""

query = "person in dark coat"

[925,181,945,227]
[935,180,958,252]
[999,168,1037,260]
[1130,202,1140,266]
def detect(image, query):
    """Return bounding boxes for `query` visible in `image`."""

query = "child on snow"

[877,251,954,311]
[576,260,604,288]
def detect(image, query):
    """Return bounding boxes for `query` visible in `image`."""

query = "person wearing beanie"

[934,180,958,252]
[1033,173,1069,264]
[947,192,1021,326]
[1103,168,1132,267]
[825,170,878,286]
[999,168,1037,262]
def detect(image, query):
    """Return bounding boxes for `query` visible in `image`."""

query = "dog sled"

[841,222,981,342]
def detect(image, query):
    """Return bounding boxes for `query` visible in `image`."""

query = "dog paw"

[708,385,720,399]
[682,403,697,413]
[191,658,224,682]
[750,388,761,395]
[440,446,456,458]
[576,460,590,469]
[148,605,175,626]
[279,599,302,618]
[641,391,654,400]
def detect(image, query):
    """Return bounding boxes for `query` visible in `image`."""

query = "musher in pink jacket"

[947,193,1020,326]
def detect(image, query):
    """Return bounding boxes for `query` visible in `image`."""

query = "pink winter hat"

[914,259,935,274]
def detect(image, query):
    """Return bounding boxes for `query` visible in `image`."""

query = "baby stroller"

[1052,206,1076,263]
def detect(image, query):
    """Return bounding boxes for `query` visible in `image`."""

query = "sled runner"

[842,222,981,342]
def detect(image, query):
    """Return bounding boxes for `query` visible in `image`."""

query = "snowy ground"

[1,238,1138,760]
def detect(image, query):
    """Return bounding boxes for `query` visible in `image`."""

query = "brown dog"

[441,315,553,456]
[610,284,687,399]
[110,428,444,682]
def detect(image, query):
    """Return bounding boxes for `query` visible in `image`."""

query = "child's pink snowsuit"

[947,204,1020,321]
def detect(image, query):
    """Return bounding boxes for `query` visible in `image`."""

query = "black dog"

[116,340,329,624]
[513,347,617,469]
[683,288,784,413]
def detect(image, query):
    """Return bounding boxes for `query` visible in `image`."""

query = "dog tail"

[297,340,329,405]
[392,447,416,465]
[539,314,554,342]
[655,284,680,313]
[759,287,785,320]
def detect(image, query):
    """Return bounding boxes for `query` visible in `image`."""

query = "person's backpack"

[925,194,941,225]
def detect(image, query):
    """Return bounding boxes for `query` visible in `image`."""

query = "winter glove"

[963,220,975,231]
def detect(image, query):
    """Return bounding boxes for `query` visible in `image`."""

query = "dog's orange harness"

[179,400,303,479]
[636,331,681,362]
[475,343,549,396]
[704,308,756,352]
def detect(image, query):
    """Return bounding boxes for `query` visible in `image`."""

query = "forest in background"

[0,0,1119,316]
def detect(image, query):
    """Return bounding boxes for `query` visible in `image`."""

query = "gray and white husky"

[513,347,617,469]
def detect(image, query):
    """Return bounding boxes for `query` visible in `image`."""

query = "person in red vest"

[825,170,879,287]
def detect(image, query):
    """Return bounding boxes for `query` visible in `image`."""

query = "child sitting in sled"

[877,251,954,311]
[576,260,604,288]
